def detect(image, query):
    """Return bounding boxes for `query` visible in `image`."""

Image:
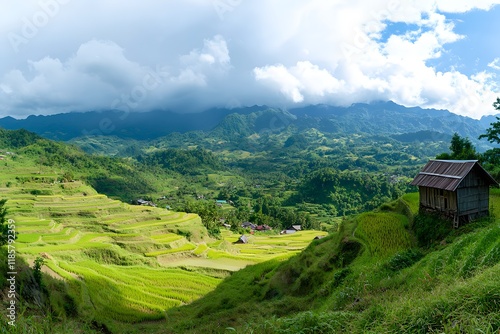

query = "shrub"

[29,189,53,195]
[386,249,423,271]
[413,213,452,248]
[33,257,45,287]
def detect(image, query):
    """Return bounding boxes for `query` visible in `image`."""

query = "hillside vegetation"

[0,151,325,332]
[2,121,500,333]
[159,191,500,333]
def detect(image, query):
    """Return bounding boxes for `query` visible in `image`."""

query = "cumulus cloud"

[0,35,232,116]
[251,1,499,118]
[254,61,343,103]
[0,0,499,118]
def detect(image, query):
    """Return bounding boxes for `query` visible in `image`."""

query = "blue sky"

[0,1,499,119]
[430,6,500,75]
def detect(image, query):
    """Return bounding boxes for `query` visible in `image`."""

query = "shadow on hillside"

[0,248,114,333]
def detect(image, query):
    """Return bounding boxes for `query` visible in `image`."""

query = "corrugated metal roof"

[411,160,498,191]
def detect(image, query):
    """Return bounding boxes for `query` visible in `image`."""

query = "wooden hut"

[411,160,498,227]
[234,235,249,244]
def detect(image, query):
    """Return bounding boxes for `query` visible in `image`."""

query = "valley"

[1,101,500,333]
[0,152,325,331]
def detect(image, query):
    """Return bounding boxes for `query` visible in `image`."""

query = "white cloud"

[251,1,499,118]
[489,58,500,70]
[436,0,500,13]
[0,1,499,118]
[254,64,304,103]
[0,36,232,117]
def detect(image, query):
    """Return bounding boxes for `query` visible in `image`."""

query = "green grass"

[354,212,413,258]
[54,261,221,324]
[157,190,500,334]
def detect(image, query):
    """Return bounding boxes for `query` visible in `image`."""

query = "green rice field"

[0,155,326,326]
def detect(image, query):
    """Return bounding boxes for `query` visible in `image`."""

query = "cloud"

[251,2,499,118]
[489,58,500,71]
[254,64,304,103]
[254,61,343,104]
[0,1,499,118]
[0,36,232,117]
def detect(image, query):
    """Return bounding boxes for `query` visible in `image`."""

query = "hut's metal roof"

[410,160,498,191]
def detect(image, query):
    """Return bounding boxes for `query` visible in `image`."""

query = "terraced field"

[0,155,326,327]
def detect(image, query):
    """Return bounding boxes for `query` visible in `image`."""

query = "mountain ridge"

[0,102,498,146]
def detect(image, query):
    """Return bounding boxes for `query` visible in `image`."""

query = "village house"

[411,160,498,227]
[134,199,157,207]
[241,222,257,230]
[234,235,249,244]
[280,225,302,235]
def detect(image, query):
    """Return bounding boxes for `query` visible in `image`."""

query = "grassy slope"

[159,191,500,333]
[0,153,324,333]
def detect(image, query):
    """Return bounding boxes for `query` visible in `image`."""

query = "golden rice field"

[0,156,326,325]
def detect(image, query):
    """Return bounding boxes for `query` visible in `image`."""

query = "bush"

[29,189,53,195]
[386,249,423,271]
[413,213,452,248]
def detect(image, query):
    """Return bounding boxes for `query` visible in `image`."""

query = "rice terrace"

[0,153,326,330]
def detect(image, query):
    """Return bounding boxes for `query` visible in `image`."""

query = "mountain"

[210,108,297,140]
[0,106,270,141]
[0,102,498,148]
[289,101,486,140]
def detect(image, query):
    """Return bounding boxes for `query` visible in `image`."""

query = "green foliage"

[478,99,500,180]
[33,256,45,287]
[413,213,452,248]
[5,111,500,333]
[257,311,354,333]
[138,147,223,175]
[181,199,222,238]
[0,128,41,148]
[283,133,308,150]
[0,198,9,246]
[29,189,53,195]
[294,167,401,216]
[162,191,500,334]
[436,133,479,160]
[385,248,423,271]
[331,268,352,288]
[478,97,500,144]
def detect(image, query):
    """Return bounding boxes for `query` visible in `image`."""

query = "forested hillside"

[0,125,444,231]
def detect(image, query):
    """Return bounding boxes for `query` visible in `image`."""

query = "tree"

[478,97,500,144]
[0,199,9,246]
[33,257,45,287]
[436,133,478,160]
[478,98,500,179]
[182,199,221,238]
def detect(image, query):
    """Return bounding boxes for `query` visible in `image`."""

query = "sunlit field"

[0,155,325,327]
